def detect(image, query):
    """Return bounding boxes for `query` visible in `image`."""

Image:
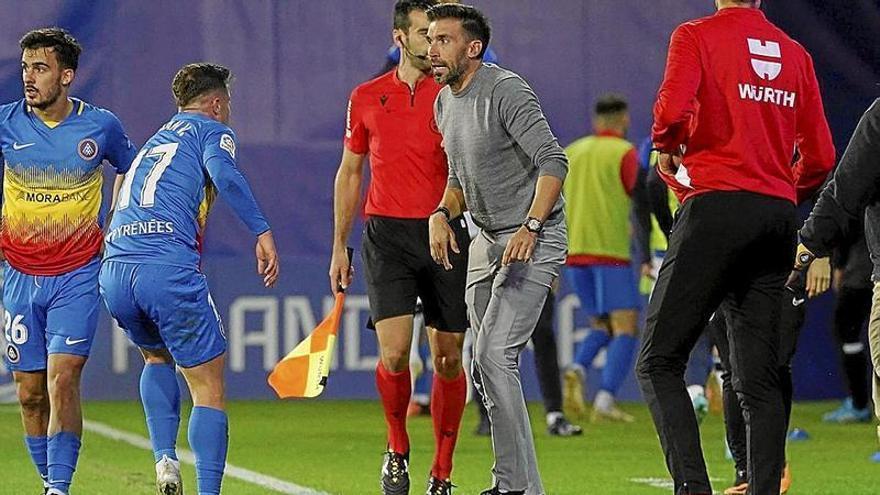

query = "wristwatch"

[523,217,543,234]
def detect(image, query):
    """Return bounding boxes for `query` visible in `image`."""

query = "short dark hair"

[172,63,232,107]
[19,27,81,71]
[594,94,628,116]
[426,4,491,58]
[394,0,438,31]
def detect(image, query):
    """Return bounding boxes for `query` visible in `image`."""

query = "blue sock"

[413,343,432,398]
[600,334,639,394]
[24,435,48,484]
[47,431,81,493]
[574,330,612,369]
[189,406,228,495]
[140,363,181,462]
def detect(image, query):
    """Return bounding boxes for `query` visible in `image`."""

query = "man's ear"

[61,68,75,87]
[467,39,483,59]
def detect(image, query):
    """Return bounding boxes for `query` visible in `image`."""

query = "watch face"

[526,219,541,232]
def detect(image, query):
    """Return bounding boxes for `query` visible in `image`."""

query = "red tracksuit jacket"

[652,7,835,204]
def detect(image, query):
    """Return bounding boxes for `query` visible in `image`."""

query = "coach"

[426,4,568,494]
[635,1,835,494]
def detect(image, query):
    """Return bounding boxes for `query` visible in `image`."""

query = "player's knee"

[432,352,462,378]
[380,350,409,372]
[17,386,48,414]
[190,383,225,409]
[48,367,82,396]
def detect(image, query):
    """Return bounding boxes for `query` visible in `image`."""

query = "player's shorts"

[3,257,100,372]
[567,264,640,317]
[99,261,226,368]
[362,215,469,332]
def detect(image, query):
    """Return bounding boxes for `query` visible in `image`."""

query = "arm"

[799,99,880,260]
[203,132,277,287]
[792,53,836,203]
[495,76,568,190]
[494,76,568,264]
[329,148,366,290]
[102,113,138,237]
[647,165,674,239]
[103,174,126,237]
[631,167,652,266]
[652,24,701,154]
[428,184,467,271]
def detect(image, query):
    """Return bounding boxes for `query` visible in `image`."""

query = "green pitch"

[0,401,876,494]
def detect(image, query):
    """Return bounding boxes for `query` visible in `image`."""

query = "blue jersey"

[0,98,135,275]
[104,112,269,268]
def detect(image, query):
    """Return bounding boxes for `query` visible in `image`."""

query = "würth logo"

[747,38,782,81]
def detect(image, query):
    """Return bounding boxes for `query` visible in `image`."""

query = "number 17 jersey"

[104,112,270,268]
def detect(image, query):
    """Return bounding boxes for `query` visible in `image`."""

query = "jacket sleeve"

[792,52,836,203]
[800,99,880,256]
[652,24,701,152]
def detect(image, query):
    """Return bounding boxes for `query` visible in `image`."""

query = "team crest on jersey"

[77,138,99,160]
[6,344,20,364]
[220,134,236,159]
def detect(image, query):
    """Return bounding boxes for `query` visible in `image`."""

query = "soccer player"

[0,28,137,495]
[329,2,468,493]
[100,63,279,495]
[562,94,650,423]
[635,0,835,493]
[427,5,569,494]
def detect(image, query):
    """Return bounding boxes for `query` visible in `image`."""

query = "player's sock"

[600,334,638,395]
[376,361,412,454]
[188,406,228,495]
[574,329,611,369]
[430,370,466,480]
[24,435,49,484]
[47,431,81,494]
[140,363,181,461]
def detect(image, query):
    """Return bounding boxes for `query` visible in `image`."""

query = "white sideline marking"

[84,419,330,495]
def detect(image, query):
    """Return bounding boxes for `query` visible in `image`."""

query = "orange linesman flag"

[268,291,345,398]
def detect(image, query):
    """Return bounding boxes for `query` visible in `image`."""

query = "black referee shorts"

[362,215,469,332]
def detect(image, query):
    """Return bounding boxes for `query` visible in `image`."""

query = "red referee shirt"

[344,69,447,218]
[652,8,835,205]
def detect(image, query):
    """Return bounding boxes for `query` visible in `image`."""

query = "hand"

[657,150,683,176]
[640,261,655,280]
[805,257,831,298]
[328,244,353,294]
[429,212,459,271]
[832,268,844,293]
[502,227,538,265]
[256,231,279,288]
[794,243,816,270]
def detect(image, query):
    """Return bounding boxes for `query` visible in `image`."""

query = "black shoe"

[426,477,454,495]
[475,415,491,436]
[547,415,583,437]
[381,451,410,495]
[479,487,525,495]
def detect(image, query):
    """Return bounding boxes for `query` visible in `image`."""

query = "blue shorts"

[99,261,226,368]
[3,258,100,372]
[567,264,640,317]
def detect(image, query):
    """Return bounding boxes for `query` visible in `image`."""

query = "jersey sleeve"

[102,111,137,174]
[344,88,369,154]
[202,125,271,236]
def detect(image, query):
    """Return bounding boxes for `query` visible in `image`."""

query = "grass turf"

[0,400,877,494]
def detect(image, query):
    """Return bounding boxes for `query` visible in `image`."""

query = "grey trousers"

[868,283,880,438]
[467,223,567,495]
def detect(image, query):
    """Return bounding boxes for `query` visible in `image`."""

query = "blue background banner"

[0,0,877,401]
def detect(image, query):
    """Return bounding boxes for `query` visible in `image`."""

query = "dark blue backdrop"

[0,0,877,401]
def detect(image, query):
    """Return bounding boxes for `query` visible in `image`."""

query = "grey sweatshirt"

[435,64,568,233]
